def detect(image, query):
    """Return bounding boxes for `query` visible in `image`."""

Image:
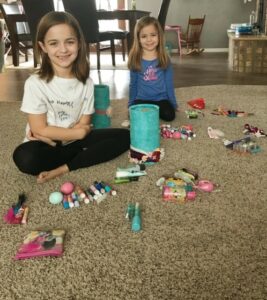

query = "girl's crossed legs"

[13,128,130,183]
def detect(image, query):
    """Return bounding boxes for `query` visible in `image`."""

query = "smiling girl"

[127,16,178,122]
[13,11,130,183]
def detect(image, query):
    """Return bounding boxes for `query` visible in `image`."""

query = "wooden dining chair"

[0,2,33,67]
[21,0,55,67]
[62,0,129,70]
[181,15,206,54]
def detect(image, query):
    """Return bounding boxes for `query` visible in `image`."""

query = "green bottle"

[131,202,141,232]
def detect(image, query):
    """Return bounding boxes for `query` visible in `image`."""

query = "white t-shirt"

[21,74,95,142]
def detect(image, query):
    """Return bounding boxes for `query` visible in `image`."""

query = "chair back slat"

[21,0,55,41]
[186,15,205,44]
[62,0,100,43]
[1,3,29,35]
[0,2,34,66]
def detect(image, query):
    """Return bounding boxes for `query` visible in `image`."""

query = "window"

[96,0,115,10]
[96,0,120,31]
[54,0,126,31]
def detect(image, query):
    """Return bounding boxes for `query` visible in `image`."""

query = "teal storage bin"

[92,84,111,128]
[165,41,173,56]
[130,104,160,153]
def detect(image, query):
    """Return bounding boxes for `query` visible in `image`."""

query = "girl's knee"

[13,145,38,175]
[161,112,176,122]
[120,129,130,147]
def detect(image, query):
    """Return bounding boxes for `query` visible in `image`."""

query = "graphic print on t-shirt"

[144,65,157,81]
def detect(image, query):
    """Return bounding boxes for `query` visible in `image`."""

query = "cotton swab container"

[92,84,111,128]
[130,104,160,153]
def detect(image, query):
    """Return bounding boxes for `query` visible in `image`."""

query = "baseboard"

[204,48,228,52]
[171,48,229,53]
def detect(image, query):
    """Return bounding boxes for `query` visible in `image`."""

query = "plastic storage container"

[130,104,160,153]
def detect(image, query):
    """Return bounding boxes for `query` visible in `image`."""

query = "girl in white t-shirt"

[13,11,130,183]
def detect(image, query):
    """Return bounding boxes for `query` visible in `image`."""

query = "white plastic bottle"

[131,0,136,10]
[250,10,255,25]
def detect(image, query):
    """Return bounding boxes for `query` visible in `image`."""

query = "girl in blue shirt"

[127,16,178,122]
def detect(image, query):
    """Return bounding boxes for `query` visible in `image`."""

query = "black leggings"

[133,99,175,121]
[13,128,130,176]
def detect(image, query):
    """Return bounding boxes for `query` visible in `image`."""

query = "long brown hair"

[35,11,89,83]
[128,16,169,71]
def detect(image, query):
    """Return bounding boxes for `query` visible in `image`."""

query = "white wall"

[128,0,257,49]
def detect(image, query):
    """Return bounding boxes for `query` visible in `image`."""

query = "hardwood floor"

[0,52,267,102]
[172,52,267,88]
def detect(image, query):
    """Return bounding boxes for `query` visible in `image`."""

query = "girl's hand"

[27,129,38,141]
[27,130,57,147]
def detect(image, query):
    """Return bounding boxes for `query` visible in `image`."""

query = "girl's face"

[39,23,79,77]
[139,24,159,54]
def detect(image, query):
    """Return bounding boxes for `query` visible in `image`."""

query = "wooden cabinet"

[228,33,267,73]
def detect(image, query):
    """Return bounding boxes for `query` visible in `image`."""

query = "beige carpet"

[0,85,266,300]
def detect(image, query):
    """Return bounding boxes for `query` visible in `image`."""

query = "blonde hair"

[128,16,169,71]
[35,11,89,84]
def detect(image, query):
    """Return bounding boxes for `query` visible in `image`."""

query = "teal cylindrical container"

[92,84,111,128]
[130,104,160,153]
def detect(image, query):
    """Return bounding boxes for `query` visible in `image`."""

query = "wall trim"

[204,48,229,52]
[171,48,229,53]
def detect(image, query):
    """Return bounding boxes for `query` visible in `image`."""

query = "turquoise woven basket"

[92,84,111,128]
[130,104,160,152]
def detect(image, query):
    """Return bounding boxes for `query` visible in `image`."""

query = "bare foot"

[37,164,69,183]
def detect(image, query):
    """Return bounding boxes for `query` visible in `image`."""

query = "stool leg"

[111,39,115,66]
[121,39,125,61]
[177,29,182,56]
[96,42,101,70]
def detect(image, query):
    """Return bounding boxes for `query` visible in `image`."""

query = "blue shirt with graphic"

[129,58,177,109]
